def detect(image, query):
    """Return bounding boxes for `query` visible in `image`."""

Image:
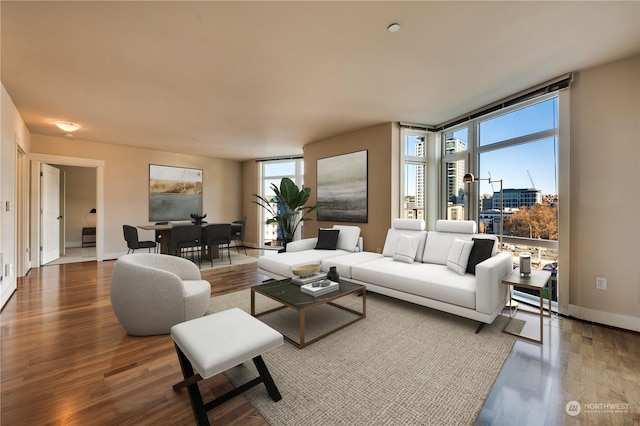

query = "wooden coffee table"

[251,279,366,348]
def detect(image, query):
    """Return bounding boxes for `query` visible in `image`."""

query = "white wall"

[1,83,30,309]
[30,135,243,260]
[568,54,640,331]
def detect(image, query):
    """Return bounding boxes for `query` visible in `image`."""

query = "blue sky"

[477,98,558,195]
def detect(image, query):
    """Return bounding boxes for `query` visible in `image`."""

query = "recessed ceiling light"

[387,23,400,33]
[54,121,81,132]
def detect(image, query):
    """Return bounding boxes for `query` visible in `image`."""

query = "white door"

[41,164,61,264]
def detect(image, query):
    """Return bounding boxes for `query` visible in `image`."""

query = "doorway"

[42,164,98,265]
[30,154,105,268]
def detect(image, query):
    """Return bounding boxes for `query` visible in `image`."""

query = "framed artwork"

[149,164,203,221]
[317,150,368,223]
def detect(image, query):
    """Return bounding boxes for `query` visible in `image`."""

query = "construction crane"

[526,169,536,189]
[487,171,496,192]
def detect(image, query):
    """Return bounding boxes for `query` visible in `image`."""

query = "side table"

[501,268,552,344]
[82,227,96,248]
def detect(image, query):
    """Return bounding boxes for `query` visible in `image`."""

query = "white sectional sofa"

[258,219,513,329]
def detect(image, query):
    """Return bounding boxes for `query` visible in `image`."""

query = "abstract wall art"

[149,164,203,221]
[317,150,368,223]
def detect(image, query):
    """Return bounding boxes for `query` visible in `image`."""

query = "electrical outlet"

[596,277,607,290]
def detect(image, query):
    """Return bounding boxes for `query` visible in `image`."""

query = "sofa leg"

[475,322,486,334]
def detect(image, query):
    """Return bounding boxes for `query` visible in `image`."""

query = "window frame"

[400,128,428,221]
[257,158,304,248]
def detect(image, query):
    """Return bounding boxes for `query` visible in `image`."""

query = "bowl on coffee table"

[292,263,321,278]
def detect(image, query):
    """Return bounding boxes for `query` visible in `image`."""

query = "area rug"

[207,289,523,425]
[198,251,257,272]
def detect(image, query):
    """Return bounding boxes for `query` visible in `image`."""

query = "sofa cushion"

[394,264,477,310]
[382,228,427,262]
[257,249,349,278]
[393,234,419,264]
[351,258,414,287]
[333,225,361,252]
[315,229,340,250]
[435,219,477,233]
[466,238,495,274]
[446,238,474,275]
[422,232,456,265]
[392,218,425,231]
[321,252,384,279]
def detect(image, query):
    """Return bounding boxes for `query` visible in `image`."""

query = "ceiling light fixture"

[54,121,81,132]
[387,23,400,33]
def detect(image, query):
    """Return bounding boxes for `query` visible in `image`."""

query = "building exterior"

[493,188,542,209]
[445,138,466,205]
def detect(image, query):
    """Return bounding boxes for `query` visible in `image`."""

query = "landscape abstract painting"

[317,150,368,223]
[149,164,203,221]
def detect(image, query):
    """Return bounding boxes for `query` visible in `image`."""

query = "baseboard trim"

[568,304,639,332]
[1,279,17,311]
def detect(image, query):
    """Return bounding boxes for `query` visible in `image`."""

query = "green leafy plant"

[253,177,323,247]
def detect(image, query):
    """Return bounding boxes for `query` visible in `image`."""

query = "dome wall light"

[387,23,401,33]
[54,121,81,132]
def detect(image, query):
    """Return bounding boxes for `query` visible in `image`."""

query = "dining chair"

[169,225,202,267]
[154,222,169,253]
[122,225,157,254]
[230,220,247,255]
[201,224,232,266]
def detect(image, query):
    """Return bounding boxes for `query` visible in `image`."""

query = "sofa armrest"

[475,252,512,315]
[286,238,318,252]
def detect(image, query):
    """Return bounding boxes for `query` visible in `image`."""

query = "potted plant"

[253,177,323,249]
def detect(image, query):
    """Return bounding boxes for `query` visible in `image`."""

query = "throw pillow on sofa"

[315,229,340,250]
[333,225,361,252]
[465,238,495,274]
[393,234,419,264]
[446,237,474,275]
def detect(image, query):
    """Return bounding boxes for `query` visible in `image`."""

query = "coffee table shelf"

[251,279,366,349]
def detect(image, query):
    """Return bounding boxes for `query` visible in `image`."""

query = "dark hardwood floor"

[2,249,638,425]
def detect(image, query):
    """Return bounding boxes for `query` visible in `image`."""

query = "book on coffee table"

[291,272,326,286]
[300,280,339,296]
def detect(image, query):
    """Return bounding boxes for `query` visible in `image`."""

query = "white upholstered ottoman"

[171,308,283,425]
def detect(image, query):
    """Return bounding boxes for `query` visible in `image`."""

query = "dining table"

[137,222,239,260]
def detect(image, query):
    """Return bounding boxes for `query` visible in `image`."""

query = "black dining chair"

[230,220,247,255]
[201,224,232,266]
[154,222,169,253]
[122,225,157,254]
[169,225,202,267]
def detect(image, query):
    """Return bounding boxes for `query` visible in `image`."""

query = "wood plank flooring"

[2,250,638,425]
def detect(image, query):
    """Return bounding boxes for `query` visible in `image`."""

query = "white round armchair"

[110,253,211,336]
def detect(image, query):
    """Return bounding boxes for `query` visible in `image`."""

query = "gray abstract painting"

[149,164,203,221]
[317,150,368,223]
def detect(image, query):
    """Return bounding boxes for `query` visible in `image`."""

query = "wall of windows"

[258,158,304,248]
[440,94,560,306]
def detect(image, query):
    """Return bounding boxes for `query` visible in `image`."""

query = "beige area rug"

[198,251,257,272]
[207,289,524,425]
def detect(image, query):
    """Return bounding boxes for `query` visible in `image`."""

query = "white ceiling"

[2,1,639,161]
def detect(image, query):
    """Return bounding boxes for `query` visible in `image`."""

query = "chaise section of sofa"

[257,225,363,280]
